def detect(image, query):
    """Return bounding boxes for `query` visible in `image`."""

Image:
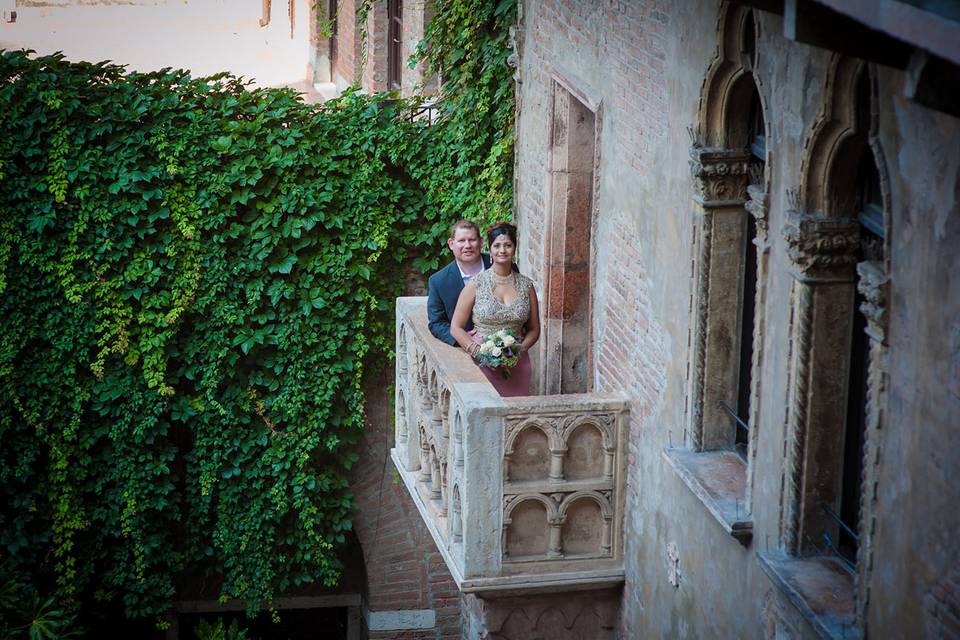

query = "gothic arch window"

[777,58,890,631]
[671,4,771,543]
[689,8,769,453]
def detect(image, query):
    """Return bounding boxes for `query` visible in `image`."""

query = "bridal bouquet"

[474,329,521,378]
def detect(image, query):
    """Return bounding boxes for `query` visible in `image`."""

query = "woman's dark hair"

[487,222,518,247]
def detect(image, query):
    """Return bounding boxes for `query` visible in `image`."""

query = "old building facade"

[5,0,959,637]
[394,0,960,638]
[508,0,958,637]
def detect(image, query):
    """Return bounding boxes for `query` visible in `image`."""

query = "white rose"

[479,343,491,354]
[502,334,515,347]
[491,347,502,357]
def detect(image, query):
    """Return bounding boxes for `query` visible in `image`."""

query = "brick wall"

[350,372,460,639]
[515,6,671,633]
[400,0,437,96]
[360,1,388,93]
[333,0,360,87]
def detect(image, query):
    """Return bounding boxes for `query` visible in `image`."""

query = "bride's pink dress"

[468,269,534,397]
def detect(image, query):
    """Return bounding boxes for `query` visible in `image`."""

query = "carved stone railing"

[391,297,629,594]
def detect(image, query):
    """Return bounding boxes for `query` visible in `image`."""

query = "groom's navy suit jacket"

[427,255,493,346]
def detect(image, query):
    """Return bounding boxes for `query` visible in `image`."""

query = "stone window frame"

[670,5,769,543]
[771,55,891,634]
[536,70,604,396]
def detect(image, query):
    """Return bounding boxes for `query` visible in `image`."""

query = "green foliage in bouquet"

[0,0,516,622]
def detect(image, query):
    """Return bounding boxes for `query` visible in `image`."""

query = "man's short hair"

[449,219,480,239]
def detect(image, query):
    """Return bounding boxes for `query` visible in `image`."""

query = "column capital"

[782,210,860,282]
[689,147,756,208]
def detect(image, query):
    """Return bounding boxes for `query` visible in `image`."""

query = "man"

[428,220,489,346]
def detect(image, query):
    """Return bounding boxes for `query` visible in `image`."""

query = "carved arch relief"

[799,56,867,216]
[697,4,764,148]
[508,427,552,482]
[559,492,612,556]
[563,422,607,481]
[503,495,556,559]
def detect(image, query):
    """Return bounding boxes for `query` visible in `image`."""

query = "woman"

[450,222,540,397]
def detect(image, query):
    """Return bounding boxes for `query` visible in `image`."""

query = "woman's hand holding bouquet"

[473,329,522,378]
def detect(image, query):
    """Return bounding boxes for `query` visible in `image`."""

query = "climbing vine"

[0,0,515,627]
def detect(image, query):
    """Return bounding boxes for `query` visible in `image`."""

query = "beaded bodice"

[472,268,534,338]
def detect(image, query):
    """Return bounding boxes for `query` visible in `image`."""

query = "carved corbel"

[745,183,770,250]
[857,260,889,345]
[689,147,755,209]
[782,209,860,283]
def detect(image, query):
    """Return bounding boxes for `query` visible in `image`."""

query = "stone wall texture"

[514,0,960,638]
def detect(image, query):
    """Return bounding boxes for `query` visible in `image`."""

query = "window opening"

[742,10,757,70]
[735,211,758,457]
[838,151,883,565]
[388,0,403,89]
[721,86,764,457]
[838,69,884,567]
[748,89,765,160]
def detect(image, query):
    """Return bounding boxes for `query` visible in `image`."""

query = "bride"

[450,222,540,397]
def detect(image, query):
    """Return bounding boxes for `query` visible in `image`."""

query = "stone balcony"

[391,297,629,595]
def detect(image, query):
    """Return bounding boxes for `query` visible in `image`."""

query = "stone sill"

[757,551,859,640]
[460,568,624,597]
[663,448,753,545]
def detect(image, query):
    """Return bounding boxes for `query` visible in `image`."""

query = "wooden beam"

[784,0,914,69]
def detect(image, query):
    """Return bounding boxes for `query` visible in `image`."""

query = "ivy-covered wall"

[0,0,515,628]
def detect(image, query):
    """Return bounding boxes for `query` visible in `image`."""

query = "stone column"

[687,146,754,450]
[547,514,565,558]
[780,210,860,554]
[854,259,889,628]
[744,183,769,506]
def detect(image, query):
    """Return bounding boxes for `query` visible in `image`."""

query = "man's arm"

[427,274,457,346]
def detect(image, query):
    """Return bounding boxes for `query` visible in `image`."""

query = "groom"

[428,220,490,346]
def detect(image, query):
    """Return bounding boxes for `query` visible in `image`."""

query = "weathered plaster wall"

[515,0,960,638]
[0,0,315,89]
[871,77,960,638]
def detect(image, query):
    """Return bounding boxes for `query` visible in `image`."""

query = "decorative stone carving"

[393,297,628,590]
[396,386,408,444]
[689,147,754,208]
[667,541,682,588]
[857,260,889,345]
[782,209,859,282]
[746,184,769,249]
[417,421,431,481]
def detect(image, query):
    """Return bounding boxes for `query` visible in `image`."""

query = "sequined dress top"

[471,269,534,337]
